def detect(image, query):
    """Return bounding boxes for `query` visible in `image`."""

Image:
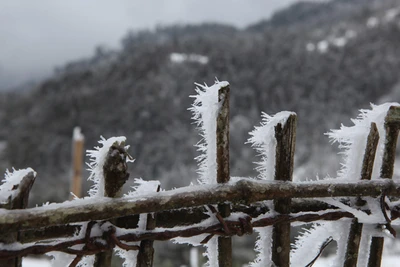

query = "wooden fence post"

[136,185,159,267]
[216,84,231,267]
[368,106,400,267]
[70,127,84,200]
[272,114,296,267]
[0,171,35,267]
[343,123,379,267]
[93,142,130,267]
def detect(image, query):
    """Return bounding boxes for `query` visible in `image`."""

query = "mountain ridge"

[2,0,400,204]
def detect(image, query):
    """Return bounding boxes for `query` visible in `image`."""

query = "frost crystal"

[327,102,400,180]
[292,103,400,266]
[86,136,130,197]
[291,221,351,267]
[203,237,218,267]
[187,80,229,267]
[189,80,229,185]
[249,228,273,267]
[247,111,295,266]
[248,111,296,180]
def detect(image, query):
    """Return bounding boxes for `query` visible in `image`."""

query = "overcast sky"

[0,0,299,89]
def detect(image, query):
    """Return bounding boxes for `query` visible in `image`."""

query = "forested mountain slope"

[1,0,400,204]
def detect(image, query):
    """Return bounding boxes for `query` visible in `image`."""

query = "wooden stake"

[216,84,232,267]
[70,127,84,200]
[272,114,297,267]
[94,142,130,267]
[344,123,379,267]
[368,106,400,267]
[136,185,159,267]
[0,171,35,267]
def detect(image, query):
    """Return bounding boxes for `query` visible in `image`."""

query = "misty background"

[0,0,300,90]
[2,0,400,266]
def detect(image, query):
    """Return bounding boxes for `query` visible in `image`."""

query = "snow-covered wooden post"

[343,123,379,267]
[70,127,84,199]
[368,106,400,267]
[216,84,232,267]
[0,169,36,267]
[136,185,159,267]
[272,114,296,267]
[93,142,130,267]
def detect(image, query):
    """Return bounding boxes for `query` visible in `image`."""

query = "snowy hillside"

[1,0,400,220]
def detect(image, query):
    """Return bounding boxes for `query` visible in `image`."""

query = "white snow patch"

[367,17,379,28]
[306,43,316,52]
[345,30,357,39]
[73,126,84,141]
[170,53,209,65]
[332,37,347,47]
[317,40,329,53]
[385,8,400,21]
[22,257,51,267]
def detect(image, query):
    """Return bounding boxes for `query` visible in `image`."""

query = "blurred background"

[2,0,400,266]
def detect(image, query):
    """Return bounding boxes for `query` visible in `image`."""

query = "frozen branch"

[0,179,399,233]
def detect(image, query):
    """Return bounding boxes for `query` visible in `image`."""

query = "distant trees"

[1,0,400,205]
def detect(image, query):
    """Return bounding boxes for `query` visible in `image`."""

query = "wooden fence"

[0,85,399,267]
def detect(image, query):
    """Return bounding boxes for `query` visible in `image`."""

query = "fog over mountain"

[1,0,400,209]
[0,0,300,91]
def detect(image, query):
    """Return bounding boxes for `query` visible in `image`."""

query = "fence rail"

[0,83,399,267]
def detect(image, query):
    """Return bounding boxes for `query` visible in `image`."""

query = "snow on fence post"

[271,114,296,267]
[93,142,130,267]
[368,106,400,267]
[343,122,379,267]
[0,169,36,267]
[216,84,232,267]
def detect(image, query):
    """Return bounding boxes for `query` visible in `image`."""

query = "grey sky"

[0,0,299,89]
